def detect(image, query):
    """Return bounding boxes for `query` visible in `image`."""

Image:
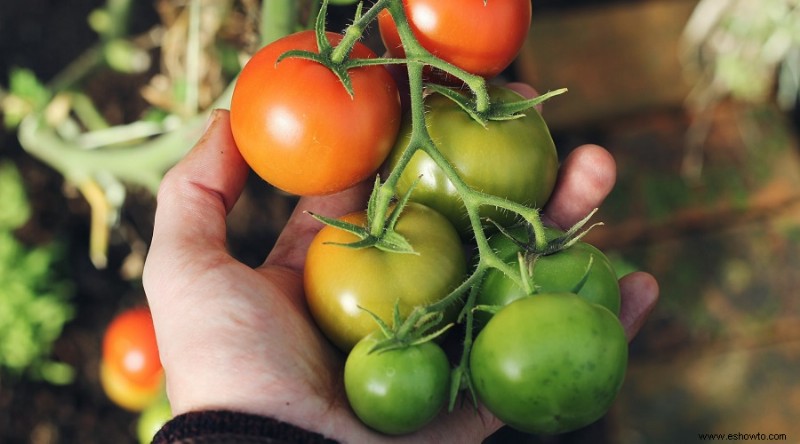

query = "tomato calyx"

[307,177,420,254]
[276,1,400,98]
[492,208,602,257]
[487,209,604,295]
[361,300,454,355]
[426,83,568,127]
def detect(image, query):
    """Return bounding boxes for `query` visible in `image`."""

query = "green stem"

[261,0,299,46]
[330,0,391,64]
[103,0,133,40]
[382,0,490,112]
[185,0,202,116]
[368,60,427,236]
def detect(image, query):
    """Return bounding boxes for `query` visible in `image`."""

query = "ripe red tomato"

[102,307,162,389]
[230,30,402,196]
[378,0,532,80]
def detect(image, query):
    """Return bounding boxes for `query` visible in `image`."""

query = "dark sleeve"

[152,410,340,444]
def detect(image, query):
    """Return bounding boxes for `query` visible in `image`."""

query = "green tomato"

[344,332,451,435]
[383,85,559,236]
[476,226,620,328]
[470,293,628,435]
[136,396,171,444]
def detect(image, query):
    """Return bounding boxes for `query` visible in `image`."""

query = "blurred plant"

[0,0,294,270]
[679,0,800,179]
[0,161,75,386]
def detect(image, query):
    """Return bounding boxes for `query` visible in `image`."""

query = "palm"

[144,110,658,443]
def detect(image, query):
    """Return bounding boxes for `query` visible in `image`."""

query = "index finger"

[143,110,249,300]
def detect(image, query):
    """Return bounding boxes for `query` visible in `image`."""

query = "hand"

[143,105,658,443]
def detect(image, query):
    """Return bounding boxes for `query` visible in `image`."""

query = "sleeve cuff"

[151,410,339,444]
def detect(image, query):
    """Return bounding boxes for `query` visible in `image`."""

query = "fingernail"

[203,109,220,133]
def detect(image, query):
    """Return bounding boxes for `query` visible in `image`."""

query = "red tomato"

[378,0,532,80]
[102,307,162,389]
[230,30,402,196]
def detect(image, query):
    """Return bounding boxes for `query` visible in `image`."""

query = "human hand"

[143,99,658,443]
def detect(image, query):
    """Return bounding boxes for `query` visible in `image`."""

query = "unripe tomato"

[137,396,171,444]
[344,332,450,435]
[475,226,621,329]
[470,293,628,435]
[304,202,466,352]
[384,86,559,236]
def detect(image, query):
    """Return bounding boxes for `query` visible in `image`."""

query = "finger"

[263,180,372,272]
[543,144,616,230]
[618,271,660,342]
[143,109,248,299]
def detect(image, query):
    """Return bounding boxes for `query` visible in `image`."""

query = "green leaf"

[0,162,32,230]
[8,67,50,107]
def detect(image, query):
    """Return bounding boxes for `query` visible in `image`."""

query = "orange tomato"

[230,30,401,196]
[102,307,162,389]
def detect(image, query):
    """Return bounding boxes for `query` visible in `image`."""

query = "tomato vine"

[290,0,576,410]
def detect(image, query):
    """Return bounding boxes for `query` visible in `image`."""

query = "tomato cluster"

[100,307,171,443]
[230,0,628,437]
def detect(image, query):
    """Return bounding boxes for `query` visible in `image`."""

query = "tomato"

[102,307,163,389]
[136,396,171,444]
[304,202,466,352]
[383,86,559,236]
[470,293,628,435]
[378,0,532,80]
[476,226,620,327]
[230,30,401,196]
[344,331,450,435]
[99,359,165,412]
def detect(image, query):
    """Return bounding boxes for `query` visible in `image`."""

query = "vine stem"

[17,0,298,268]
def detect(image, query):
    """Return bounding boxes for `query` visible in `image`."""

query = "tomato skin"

[230,30,401,196]
[99,359,165,412]
[384,86,559,236]
[345,332,450,435]
[378,0,532,80]
[102,307,163,389]
[304,202,466,352]
[470,293,628,435]
[476,227,621,327]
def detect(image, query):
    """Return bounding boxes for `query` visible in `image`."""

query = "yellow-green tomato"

[470,293,628,435]
[344,332,450,435]
[383,86,559,236]
[304,202,467,352]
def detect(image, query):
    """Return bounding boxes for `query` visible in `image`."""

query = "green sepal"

[427,84,569,126]
[426,83,488,127]
[487,88,568,120]
[307,211,369,239]
[471,304,505,315]
[570,254,595,295]
[448,365,478,412]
